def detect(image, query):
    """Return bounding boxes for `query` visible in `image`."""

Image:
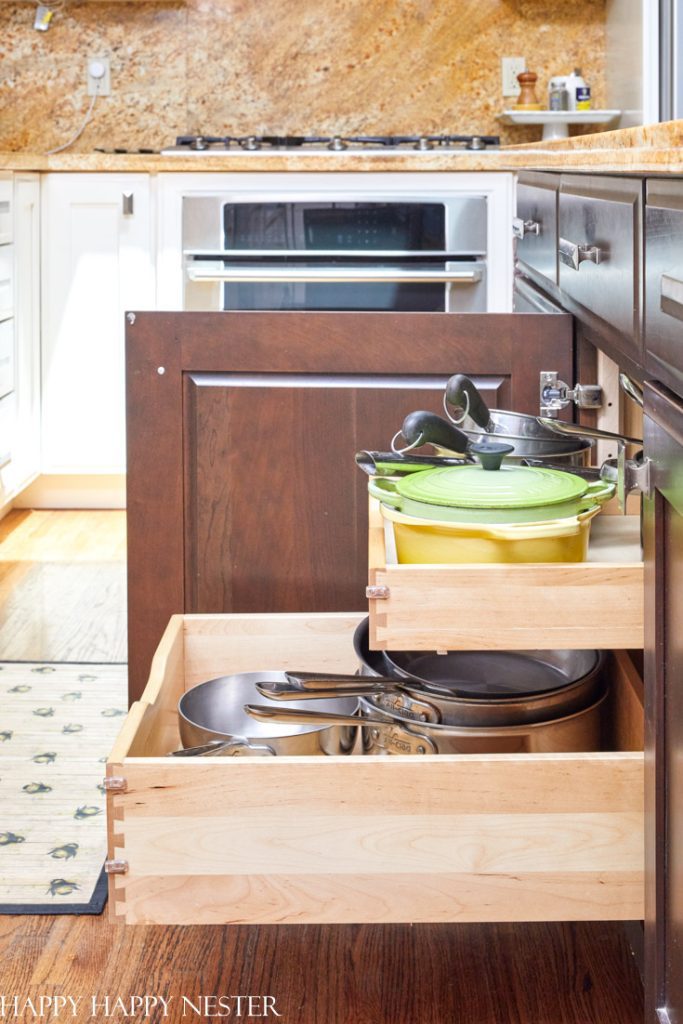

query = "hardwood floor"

[0,510,127,662]
[0,510,644,1023]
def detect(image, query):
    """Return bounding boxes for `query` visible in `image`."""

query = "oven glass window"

[223,202,446,251]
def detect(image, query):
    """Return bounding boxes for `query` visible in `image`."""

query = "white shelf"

[499,109,622,141]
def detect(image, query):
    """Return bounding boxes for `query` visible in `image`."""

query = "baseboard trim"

[13,474,126,509]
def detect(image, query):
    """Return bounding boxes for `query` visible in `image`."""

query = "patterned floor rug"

[0,662,127,914]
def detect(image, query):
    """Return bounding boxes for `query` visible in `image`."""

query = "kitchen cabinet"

[515,171,560,290]
[0,174,40,507]
[645,179,683,401]
[106,612,643,926]
[644,381,683,1024]
[125,310,573,701]
[40,173,154,477]
[558,175,643,378]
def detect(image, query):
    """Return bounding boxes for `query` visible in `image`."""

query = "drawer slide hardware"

[513,217,541,239]
[366,585,390,600]
[540,371,603,417]
[104,859,129,875]
[618,451,652,506]
[103,776,128,793]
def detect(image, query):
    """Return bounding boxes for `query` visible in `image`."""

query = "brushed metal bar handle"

[122,192,134,216]
[513,217,540,239]
[186,265,482,284]
[558,237,603,270]
[0,452,11,470]
[660,271,683,321]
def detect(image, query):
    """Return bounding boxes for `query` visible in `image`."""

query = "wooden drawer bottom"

[107,614,644,926]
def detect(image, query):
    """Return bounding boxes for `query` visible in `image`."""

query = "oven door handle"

[185,263,483,284]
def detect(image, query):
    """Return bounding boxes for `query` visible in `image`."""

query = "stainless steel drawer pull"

[0,451,10,470]
[660,272,683,322]
[186,265,483,285]
[558,237,603,270]
[512,217,541,239]
[122,192,134,216]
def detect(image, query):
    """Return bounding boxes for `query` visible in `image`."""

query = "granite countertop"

[2,120,683,175]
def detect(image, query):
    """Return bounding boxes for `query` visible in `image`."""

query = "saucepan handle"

[444,374,492,429]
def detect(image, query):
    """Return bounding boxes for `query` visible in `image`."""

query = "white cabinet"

[0,174,41,508]
[41,174,155,474]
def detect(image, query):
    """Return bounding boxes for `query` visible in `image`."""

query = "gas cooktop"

[159,134,501,155]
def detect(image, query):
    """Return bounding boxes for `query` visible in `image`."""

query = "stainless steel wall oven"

[182,192,488,312]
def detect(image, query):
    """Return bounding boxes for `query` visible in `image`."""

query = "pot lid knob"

[469,441,515,471]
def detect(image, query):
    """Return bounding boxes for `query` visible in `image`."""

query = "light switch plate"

[502,57,525,97]
[87,57,111,97]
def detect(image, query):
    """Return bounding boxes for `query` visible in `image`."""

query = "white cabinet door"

[12,174,41,493]
[41,174,154,474]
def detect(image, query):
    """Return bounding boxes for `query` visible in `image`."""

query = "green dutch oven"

[368,463,615,524]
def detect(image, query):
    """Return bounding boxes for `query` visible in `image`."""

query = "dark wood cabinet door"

[126,311,572,700]
[644,381,683,1024]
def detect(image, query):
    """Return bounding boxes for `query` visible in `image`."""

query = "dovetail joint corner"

[105,859,129,875]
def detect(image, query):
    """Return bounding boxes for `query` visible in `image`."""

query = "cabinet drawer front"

[645,179,683,399]
[0,391,16,481]
[107,613,644,926]
[0,318,14,400]
[516,172,559,285]
[559,175,641,356]
[0,176,12,245]
[0,245,13,321]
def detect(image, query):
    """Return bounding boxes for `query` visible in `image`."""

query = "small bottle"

[548,84,569,111]
[566,68,591,111]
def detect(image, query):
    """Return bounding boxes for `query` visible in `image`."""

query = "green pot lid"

[396,464,590,510]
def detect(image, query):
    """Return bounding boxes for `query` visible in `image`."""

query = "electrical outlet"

[87,57,110,97]
[502,57,525,97]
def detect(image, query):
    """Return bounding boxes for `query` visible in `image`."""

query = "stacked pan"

[174,620,607,757]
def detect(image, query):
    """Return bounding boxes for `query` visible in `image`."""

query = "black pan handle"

[400,411,471,454]
[445,374,492,429]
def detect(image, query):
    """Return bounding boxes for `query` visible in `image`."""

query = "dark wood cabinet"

[126,310,572,700]
[644,381,683,1024]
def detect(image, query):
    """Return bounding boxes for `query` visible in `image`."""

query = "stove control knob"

[243,136,261,150]
[328,136,348,151]
[192,136,208,151]
[415,137,433,150]
[467,136,486,150]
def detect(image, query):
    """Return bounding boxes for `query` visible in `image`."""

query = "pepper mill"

[514,71,542,110]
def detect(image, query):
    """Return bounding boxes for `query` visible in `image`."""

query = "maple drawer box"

[106,613,644,926]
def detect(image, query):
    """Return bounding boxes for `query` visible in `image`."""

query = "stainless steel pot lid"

[179,671,358,739]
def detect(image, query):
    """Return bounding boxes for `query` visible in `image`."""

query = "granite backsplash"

[0,0,606,153]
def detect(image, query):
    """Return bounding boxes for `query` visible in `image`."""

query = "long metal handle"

[619,372,644,409]
[122,192,134,216]
[558,237,603,270]
[660,271,683,321]
[186,264,482,284]
[537,417,642,446]
[512,217,540,239]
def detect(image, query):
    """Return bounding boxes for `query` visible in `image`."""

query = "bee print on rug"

[32,752,57,764]
[33,708,55,717]
[23,782,52,794]
[74,805,102,819]
[62,724,83,734]
[0,832,26,845]
[8,685,31,693]
[48,843,79,860]
[47,879,80,896]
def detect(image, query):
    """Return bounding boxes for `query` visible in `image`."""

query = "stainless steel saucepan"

[245,693,607,755]
[172,671,359,756]
[443,374,595,464]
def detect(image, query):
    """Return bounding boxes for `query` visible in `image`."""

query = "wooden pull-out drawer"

[106,613,643,927]
[368,500,644,652]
